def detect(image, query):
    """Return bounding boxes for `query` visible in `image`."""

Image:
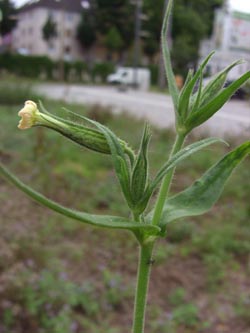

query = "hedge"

[0,53,115,83]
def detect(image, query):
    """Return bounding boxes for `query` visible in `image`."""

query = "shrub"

[91,62,115,82]
[0,82,41,105]
[0,53,55,79]
[148,64,158,86]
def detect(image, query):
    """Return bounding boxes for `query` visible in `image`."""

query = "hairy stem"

[132,242,155,333]
[152,133,185,226]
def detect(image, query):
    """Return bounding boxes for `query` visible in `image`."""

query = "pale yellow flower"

[18,101,40,130]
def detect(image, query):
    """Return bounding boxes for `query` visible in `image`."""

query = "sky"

[11,0,250,13]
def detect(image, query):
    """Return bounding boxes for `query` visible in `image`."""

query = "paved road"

[37,84,250,138]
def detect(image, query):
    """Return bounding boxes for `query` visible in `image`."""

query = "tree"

[0,0,16,36]
[77,10,97,63]
[142,0,165,61]
[143,39,158,61]
[171,0,223,74]
[104,26,124,60]
[142,0,223,74]
[95,0,134,52]
[42,14,57,42]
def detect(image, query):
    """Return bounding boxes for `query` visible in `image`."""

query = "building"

[12,0,88,60]
[200,3,250,80]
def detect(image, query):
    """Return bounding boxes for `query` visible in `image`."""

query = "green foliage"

[143,39,159,61]
[0,53,55,79]
[0,81,41,105]
[0,163,160,235]
[85,116,136,211]
[2,268,100,332]
[192,222,250,290]
[39,102,129,155]
[131,125,150,207]
[161,6,250,135]
[156,142,250,231]
[0,97,250,332]
[0,1,250,332]
[162,37,250,136]
[161,0,179,112]
[104,27,124,54]
[0,0,16,36]
[95,0,134,50]
[149,137,225,193]
[234,295,250,324]
[148,64,159,86]
[193,224,250,259]
[172,303,199,327]
[77,11,97,50]
[185,72,250,133]
[171,0,223,74]
[42,14,57,41]
[142,0,223,71]
[91,62,115,82]
[177,51,215,121]
[151,290,200,329]
[169,287,186,306]
[166,221,195,243]
[203,253,225,290]
[0,54,116,83]
[102,270,132,308]
[89,119,224,220]
[142,0,164,59]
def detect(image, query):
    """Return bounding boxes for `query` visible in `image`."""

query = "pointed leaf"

[190,71,203,112]
[0,163,160,234]
[156,142,250,228]
[182,69,194,92]
[81,117,134,207]
[140,137,226,216]
[161,0,179,113]
[150,137,226,193]
[186,71,250,131]
[199,60,243,106]
[177,52,214,120]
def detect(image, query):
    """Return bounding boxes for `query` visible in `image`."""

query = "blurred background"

[0,1,250,333]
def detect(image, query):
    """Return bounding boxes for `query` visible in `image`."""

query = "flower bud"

[131,125,150,210]
[17,101,133,157]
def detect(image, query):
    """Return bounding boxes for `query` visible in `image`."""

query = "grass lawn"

[0,90,250,333]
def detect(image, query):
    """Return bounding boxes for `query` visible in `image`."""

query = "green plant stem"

[152,133,185,226]
[132,241,155,333]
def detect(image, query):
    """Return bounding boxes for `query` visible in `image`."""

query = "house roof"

[19,0,85,13]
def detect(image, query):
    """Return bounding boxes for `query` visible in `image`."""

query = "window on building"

[48,41,55,52]
[65,29,72,38]
[64,45,72,61]
[66,13,73,22]
[48,10,55,19]
[64,45,71,54]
